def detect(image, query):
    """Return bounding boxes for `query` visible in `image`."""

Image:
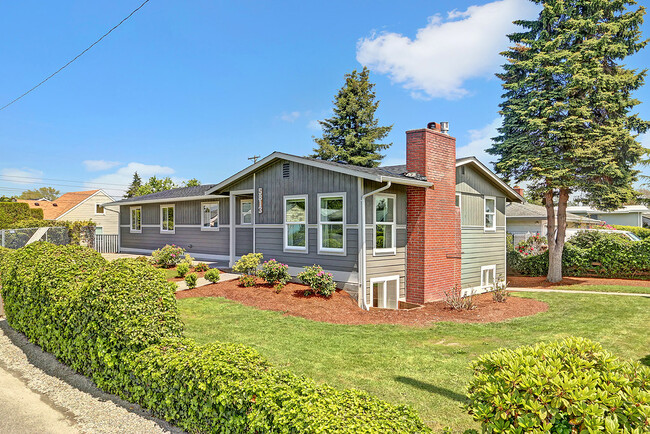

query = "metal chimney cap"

[440,121,450,134]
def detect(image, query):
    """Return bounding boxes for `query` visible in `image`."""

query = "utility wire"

[0,174,131,187]
[0,0,151,112]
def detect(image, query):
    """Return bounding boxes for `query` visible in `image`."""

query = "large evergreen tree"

[312,67,392,167]
[124,172,142,198]
[489,0,648,282]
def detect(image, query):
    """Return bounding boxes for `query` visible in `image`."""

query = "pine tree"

[312,67,392,167]
[489,0,649,282]
[124,172,142,198]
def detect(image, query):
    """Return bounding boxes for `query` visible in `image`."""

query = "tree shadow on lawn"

[640,355,650,367]
[395,376,468,404]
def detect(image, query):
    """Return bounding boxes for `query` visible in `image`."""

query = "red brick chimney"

[513,185,524,197]
[405,122,461,303]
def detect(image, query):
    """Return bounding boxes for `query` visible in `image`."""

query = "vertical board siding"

[456,165,507,197]
[459,194,506,227]
[460,227,506,289]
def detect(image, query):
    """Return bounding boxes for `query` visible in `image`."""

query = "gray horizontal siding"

[120,198,230,226]
[461,227,506,289]
[363,181,407,225]
[120,226,229,256]
[235,227,253,256]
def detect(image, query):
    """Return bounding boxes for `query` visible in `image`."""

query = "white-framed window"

[318,193,346,254]
[95,226,103,235]
[201,202,219,231]
[481,265,496,289]
[374,194,396,255]
[95,203,105,215]
[283,195,307,252]
[130,206,141,233]
[456,193,462,224]
[369,275,400,309]
[160,204,175,234]
[240,198,253,225]
[484,196,496,231]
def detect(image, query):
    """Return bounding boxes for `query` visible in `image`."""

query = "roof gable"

[18,190,101,220]
[456,157,523,202]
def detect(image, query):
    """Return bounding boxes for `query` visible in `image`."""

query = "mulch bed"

[509,275,650,288]
[176,279,548,326]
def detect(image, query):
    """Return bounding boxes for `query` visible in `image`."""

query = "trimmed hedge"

[0,202,39,228]
[613,224,650,239]
[0,243,430,433]
[466,337,650,432]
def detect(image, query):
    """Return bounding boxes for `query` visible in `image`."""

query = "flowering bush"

[516,234,547,257]
[194,262,209,272]
[239,274,256,287]
[185,272,198,289]
[151,244,185,268]
[258,259,291,286]
[297,265,336,297]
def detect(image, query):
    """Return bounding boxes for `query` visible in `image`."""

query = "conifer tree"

[489,0,648,282]
[124,172,142,198]
[312,67,392,167]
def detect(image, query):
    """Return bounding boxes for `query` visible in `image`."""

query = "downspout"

[359,180,392,311]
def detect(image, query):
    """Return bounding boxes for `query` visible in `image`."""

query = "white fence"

[0,227,70,249]
[94,234,119,253]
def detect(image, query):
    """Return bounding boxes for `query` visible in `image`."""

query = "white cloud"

[86,162,176,197]
[0,168,44,185]
[279,111,302,122]
[457,117,502,168]
[83,159,121,171]
[356,0,540,99]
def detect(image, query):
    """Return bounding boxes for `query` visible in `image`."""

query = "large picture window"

[201,202,219,230]
[318,193,345,254]
[374,194,396,254]
[284,195,307,252]
[130,206,141,233]
[484,196,496,231]
[160,205,175,234]
[240,198,252,225]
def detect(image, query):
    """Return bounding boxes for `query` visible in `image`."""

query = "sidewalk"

[175,272,239,291]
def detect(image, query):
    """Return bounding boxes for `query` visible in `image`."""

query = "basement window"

[481,265,496,289]
[370,276,400,309]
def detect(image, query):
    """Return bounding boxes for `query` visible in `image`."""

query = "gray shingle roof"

[293,156,424,181]
[108,184,217,205]
[506,202,602,223]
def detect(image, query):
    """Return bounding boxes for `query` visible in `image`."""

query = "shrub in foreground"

[175,262,189,277]
[184,272,197,289]
[151,244,185,268]
[233,252,263,275]
[298,265,336,296]
[239,274,257,287]
[204,268,220,283]
[466,337,650,433]
[194,262,209,272]
[258,259,291,285]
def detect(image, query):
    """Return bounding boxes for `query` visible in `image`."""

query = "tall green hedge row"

[0,202,43,228]
[0,243,429,433]
[612,224,650,239]
[509,231,650,278]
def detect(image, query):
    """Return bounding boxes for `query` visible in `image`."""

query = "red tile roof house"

[18,189,119,234]
[106,123,522,309]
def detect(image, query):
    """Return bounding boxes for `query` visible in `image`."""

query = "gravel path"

[0,320,184,434]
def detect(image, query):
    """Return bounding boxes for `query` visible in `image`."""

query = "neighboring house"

[17,190,119,234]
[506,200,603,243]
[106,123,522,308]
[566,205,649,227]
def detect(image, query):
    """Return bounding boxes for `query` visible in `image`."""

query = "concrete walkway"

[510,287,650,297]
[175,272,239,291]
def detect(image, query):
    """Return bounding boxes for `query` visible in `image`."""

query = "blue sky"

[1,0,649,198]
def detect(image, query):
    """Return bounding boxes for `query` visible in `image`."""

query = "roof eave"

[104,194,228,207]
[456,158,523,202]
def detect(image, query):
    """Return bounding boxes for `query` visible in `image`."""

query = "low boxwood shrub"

[151,244,185,268]
[466,337,650,433]
[204,268,220,283]
[258,259,291,286]
[233,252,263,275]
[127,338,430,433]
[297,265,336,296]
[175,262,190,277]
[184,272,198,289]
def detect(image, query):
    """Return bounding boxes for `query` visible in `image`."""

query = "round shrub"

[297,265,336,296]
[233,252,263,275]
[204,268,220,283]
[239,274,256,287]
[176,262,190,278]
[466,337,650,433]
[151,244,185,268]
[258,259,291,285]
[194,262,209,272]
[185,272,198,289]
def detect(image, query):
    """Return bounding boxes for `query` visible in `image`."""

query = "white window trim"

[129,206,142,233]
[480,264,497,289]
[95,226,103,234]
[369,275,400,309]
[95,203,106,215]
[240,198,253,225]
[160,204,175,234]
[283,194,308,253]
[373,193,397,256]
[317,192,346,255]
[201,201,220,231]
[484,196,497,232]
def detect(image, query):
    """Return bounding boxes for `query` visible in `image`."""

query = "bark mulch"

[509,275,650,288]
[176,280,548,326]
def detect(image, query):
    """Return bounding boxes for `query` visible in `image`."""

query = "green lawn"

[550,284,650,294]
[178,293,650,432]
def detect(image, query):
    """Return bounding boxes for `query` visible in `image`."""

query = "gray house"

[107,123,522,309]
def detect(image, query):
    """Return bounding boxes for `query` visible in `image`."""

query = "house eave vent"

[282,162,290,178]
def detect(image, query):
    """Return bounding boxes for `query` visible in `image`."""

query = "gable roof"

[206,152,432,194]
[566,205,650,214]
[506,202,603,223]
[106,184,221,206]
[456,157,523,202]
[17,190,101,220]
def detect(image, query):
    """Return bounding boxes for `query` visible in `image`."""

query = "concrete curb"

[510,287,650,297]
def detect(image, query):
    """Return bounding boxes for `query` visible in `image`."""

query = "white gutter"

[103,194,228,207]
[359,180,392,311]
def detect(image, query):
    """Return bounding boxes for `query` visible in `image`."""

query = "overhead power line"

[0,174,131,187]
[0,0,151,112]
